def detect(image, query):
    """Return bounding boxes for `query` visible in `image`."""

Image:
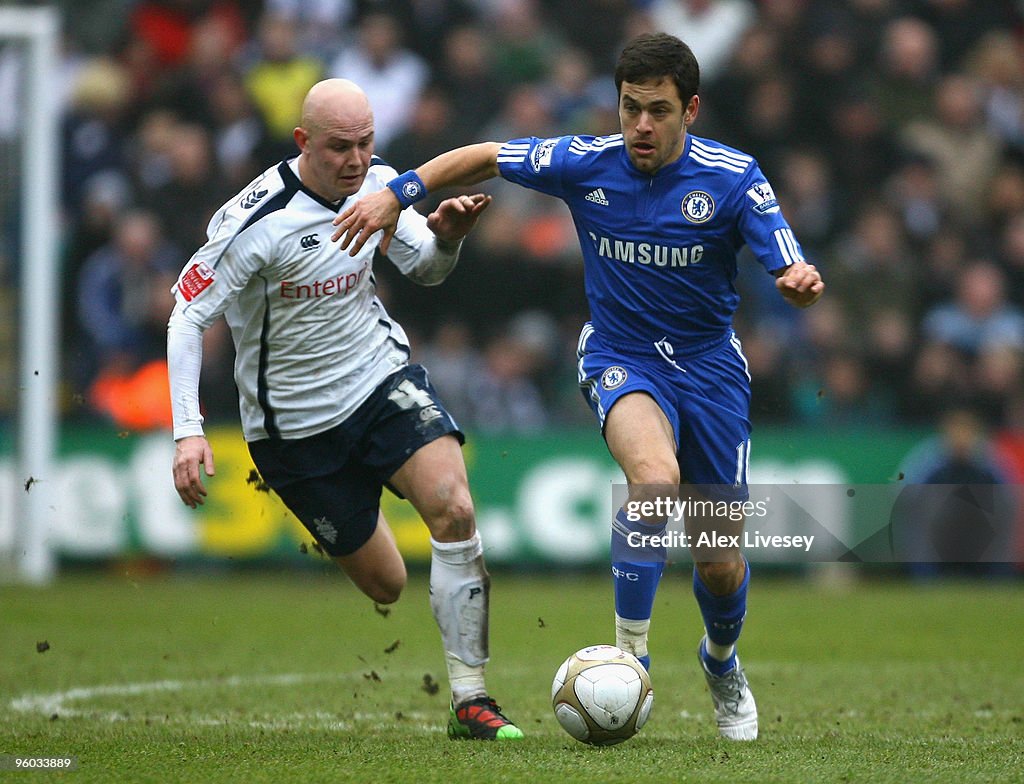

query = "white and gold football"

[551,644,654,745]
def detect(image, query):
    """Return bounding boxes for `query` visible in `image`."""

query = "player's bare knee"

[628,459,680,501]
[368,569,407,605]
[369,584,402,605]
[696,559,744,592]
[626,454,675,491]
[427,493,476,543]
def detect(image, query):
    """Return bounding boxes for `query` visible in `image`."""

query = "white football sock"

[430,532,489,705]
[704,638,735,662]
[615,614,651,660]
[445,652,486,706]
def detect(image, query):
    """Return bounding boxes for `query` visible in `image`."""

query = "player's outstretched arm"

[173,435,216,508]
[774,261,825,308]
[332,142,502,256]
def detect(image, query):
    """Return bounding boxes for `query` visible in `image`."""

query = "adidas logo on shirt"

[585,188,610,206]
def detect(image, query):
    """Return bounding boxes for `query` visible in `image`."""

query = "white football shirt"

[167,156,461,442]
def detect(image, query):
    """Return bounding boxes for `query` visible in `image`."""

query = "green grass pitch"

[1,567,1022,783]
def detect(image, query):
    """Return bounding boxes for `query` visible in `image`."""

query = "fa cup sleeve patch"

[179,261,215,301]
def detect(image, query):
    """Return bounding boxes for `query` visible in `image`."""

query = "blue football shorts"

[577,324,752,501]
[247,364,463,557]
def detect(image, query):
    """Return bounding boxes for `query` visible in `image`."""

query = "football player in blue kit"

[333,33,824,740]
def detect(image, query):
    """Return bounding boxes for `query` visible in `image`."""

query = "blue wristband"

[387,171,428,208]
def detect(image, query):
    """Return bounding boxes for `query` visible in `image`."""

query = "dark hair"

[615,32,700,103]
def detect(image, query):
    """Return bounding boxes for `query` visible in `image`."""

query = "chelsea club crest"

[681,191,715,224]
[601,366,628,390]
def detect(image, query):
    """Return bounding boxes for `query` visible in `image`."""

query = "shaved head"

[294,79,376,202]
[301,78,372,134]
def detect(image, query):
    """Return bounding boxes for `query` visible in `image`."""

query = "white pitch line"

[7,671,438,731]
[10,672,339,717]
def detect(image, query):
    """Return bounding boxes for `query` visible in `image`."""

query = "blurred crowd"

[2,0,1024,434]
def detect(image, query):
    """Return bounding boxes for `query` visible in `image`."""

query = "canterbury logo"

[585,188,609,206]
[240,188,268,209]
[300,233,320,250]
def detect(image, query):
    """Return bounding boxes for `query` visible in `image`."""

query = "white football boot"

[698,635,758,740]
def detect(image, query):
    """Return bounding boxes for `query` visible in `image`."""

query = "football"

[551,644,654,745]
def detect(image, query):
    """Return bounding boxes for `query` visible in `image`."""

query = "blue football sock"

[611,509,667,666]
[699,638,735,677]
[693,557,749,676]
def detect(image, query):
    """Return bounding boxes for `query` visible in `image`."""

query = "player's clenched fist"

[775,261,825,308]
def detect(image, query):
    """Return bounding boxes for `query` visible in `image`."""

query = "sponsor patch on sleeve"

[745,181,780,215]
[530,138,559,172]
[179,261,215,301]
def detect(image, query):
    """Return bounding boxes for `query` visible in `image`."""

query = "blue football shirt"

[496,133,803,355]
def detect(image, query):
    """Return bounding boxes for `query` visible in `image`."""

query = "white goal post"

[0,7,60,584]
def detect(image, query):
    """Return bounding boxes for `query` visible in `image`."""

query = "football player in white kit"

[167,79,522,740]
